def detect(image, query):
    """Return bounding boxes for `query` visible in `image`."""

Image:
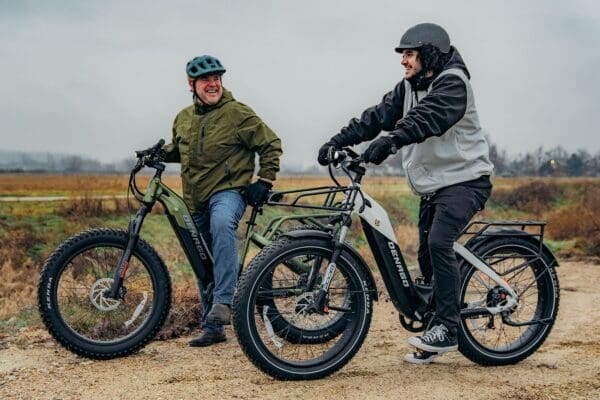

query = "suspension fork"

[106,204,151,299]
[311,213,352,312]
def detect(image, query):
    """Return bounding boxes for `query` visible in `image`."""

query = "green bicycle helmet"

[186,55,226,79]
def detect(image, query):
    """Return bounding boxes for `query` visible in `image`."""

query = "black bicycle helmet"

[186,55,226,79]
[395,23,451,54]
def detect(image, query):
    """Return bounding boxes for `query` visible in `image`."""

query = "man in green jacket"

[163,55,282,347]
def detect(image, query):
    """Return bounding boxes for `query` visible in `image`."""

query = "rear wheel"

[458,238,559,365]
[233,236,373,380]
[38,228,171,359]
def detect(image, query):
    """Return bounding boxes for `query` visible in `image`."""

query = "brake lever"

[131,158,144,174]
[331,150,347,168]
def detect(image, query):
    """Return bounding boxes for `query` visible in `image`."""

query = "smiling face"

[400,49,423,79]
[188,73,223,105]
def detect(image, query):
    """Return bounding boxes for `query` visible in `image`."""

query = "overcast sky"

[1,0,598,168]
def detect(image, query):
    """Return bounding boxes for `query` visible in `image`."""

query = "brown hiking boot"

[188,330,227,347]
[205,303,232,325]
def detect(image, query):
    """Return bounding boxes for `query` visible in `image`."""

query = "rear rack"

[461,220,550,275]
[266,186,355,212]
[462,220,546,241]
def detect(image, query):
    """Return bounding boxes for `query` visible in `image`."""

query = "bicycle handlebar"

[130,139,166,178]
[135,139,165,159]
[328,145,397,168]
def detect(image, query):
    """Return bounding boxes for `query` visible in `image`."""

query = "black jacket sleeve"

[389,74,467,147]
[331,81,406,146]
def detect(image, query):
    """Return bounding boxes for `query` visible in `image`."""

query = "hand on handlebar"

[363,136,398,165]
[317,140,343,166]
[132,139,166,173]
[244,179,273,207]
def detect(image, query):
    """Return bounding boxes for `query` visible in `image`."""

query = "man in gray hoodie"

[317,23,493,363]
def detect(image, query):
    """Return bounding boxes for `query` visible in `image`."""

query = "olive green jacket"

[163,89,282,212]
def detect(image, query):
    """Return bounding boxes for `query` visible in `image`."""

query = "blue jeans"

[192,189,246,333]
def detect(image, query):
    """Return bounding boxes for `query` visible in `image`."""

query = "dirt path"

[1,261,599,400]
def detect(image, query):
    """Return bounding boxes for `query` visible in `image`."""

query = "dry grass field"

[0,174,598,321]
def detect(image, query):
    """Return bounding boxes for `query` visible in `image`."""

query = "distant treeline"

[0,150,136,174]
[1,143,599,176]
[290,143,600,177]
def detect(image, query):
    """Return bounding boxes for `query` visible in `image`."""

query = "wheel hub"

[294,291,328,315]
[486,286,509,308]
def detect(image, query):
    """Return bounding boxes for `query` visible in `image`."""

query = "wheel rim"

[246,246,366,369]
[55,244,156,343]
[263,254,351,339]
[461,244,555,355]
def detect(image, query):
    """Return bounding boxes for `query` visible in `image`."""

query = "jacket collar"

[408,47,471,91]
[194,88,235,115]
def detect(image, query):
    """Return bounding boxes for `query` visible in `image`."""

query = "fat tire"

[38,228,172,359]
[267,224,347,344]
[458,237,559,365]
[233,236,373,380]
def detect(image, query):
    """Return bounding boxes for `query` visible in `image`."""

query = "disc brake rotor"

[89,278,121,311]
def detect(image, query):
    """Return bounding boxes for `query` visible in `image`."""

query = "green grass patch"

[545,239,577,254]
[0,305,41,335]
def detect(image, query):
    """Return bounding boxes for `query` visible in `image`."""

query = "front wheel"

[38,228,172,359]
[233,236,373,380]
[458,237,560,365]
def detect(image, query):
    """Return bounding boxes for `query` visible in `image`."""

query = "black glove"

[317,139,343,166]
[363,136,397,165]
[157,148,167,161]
[244,179,273,206]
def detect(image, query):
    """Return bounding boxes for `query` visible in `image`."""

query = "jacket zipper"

[225,161,232,185]
[199,126,205,155]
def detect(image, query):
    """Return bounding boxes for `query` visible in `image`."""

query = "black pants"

[417,181,491,335]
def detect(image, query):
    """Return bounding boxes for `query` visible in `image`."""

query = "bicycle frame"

[108,159,334,298]
[354,191,521,321]
[263,150,541,325]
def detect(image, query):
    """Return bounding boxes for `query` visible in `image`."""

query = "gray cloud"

[1,0,598,168]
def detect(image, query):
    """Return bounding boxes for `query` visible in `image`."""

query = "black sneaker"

[188,330,227,347]
[205,303,232,325]
[408,324,458,353]
[403,350,440,364]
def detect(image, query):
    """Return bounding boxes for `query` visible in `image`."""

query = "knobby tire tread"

[233,236,373,380]
[38,228,172,360]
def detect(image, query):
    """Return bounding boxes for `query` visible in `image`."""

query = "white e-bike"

[232,148,560,380]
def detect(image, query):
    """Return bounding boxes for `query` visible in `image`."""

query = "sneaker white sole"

[403,352,440,364]
[408,337,458,353]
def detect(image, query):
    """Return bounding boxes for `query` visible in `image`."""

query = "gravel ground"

[1,261,598,400]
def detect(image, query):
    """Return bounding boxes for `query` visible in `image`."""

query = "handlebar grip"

[135,139,166,158]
